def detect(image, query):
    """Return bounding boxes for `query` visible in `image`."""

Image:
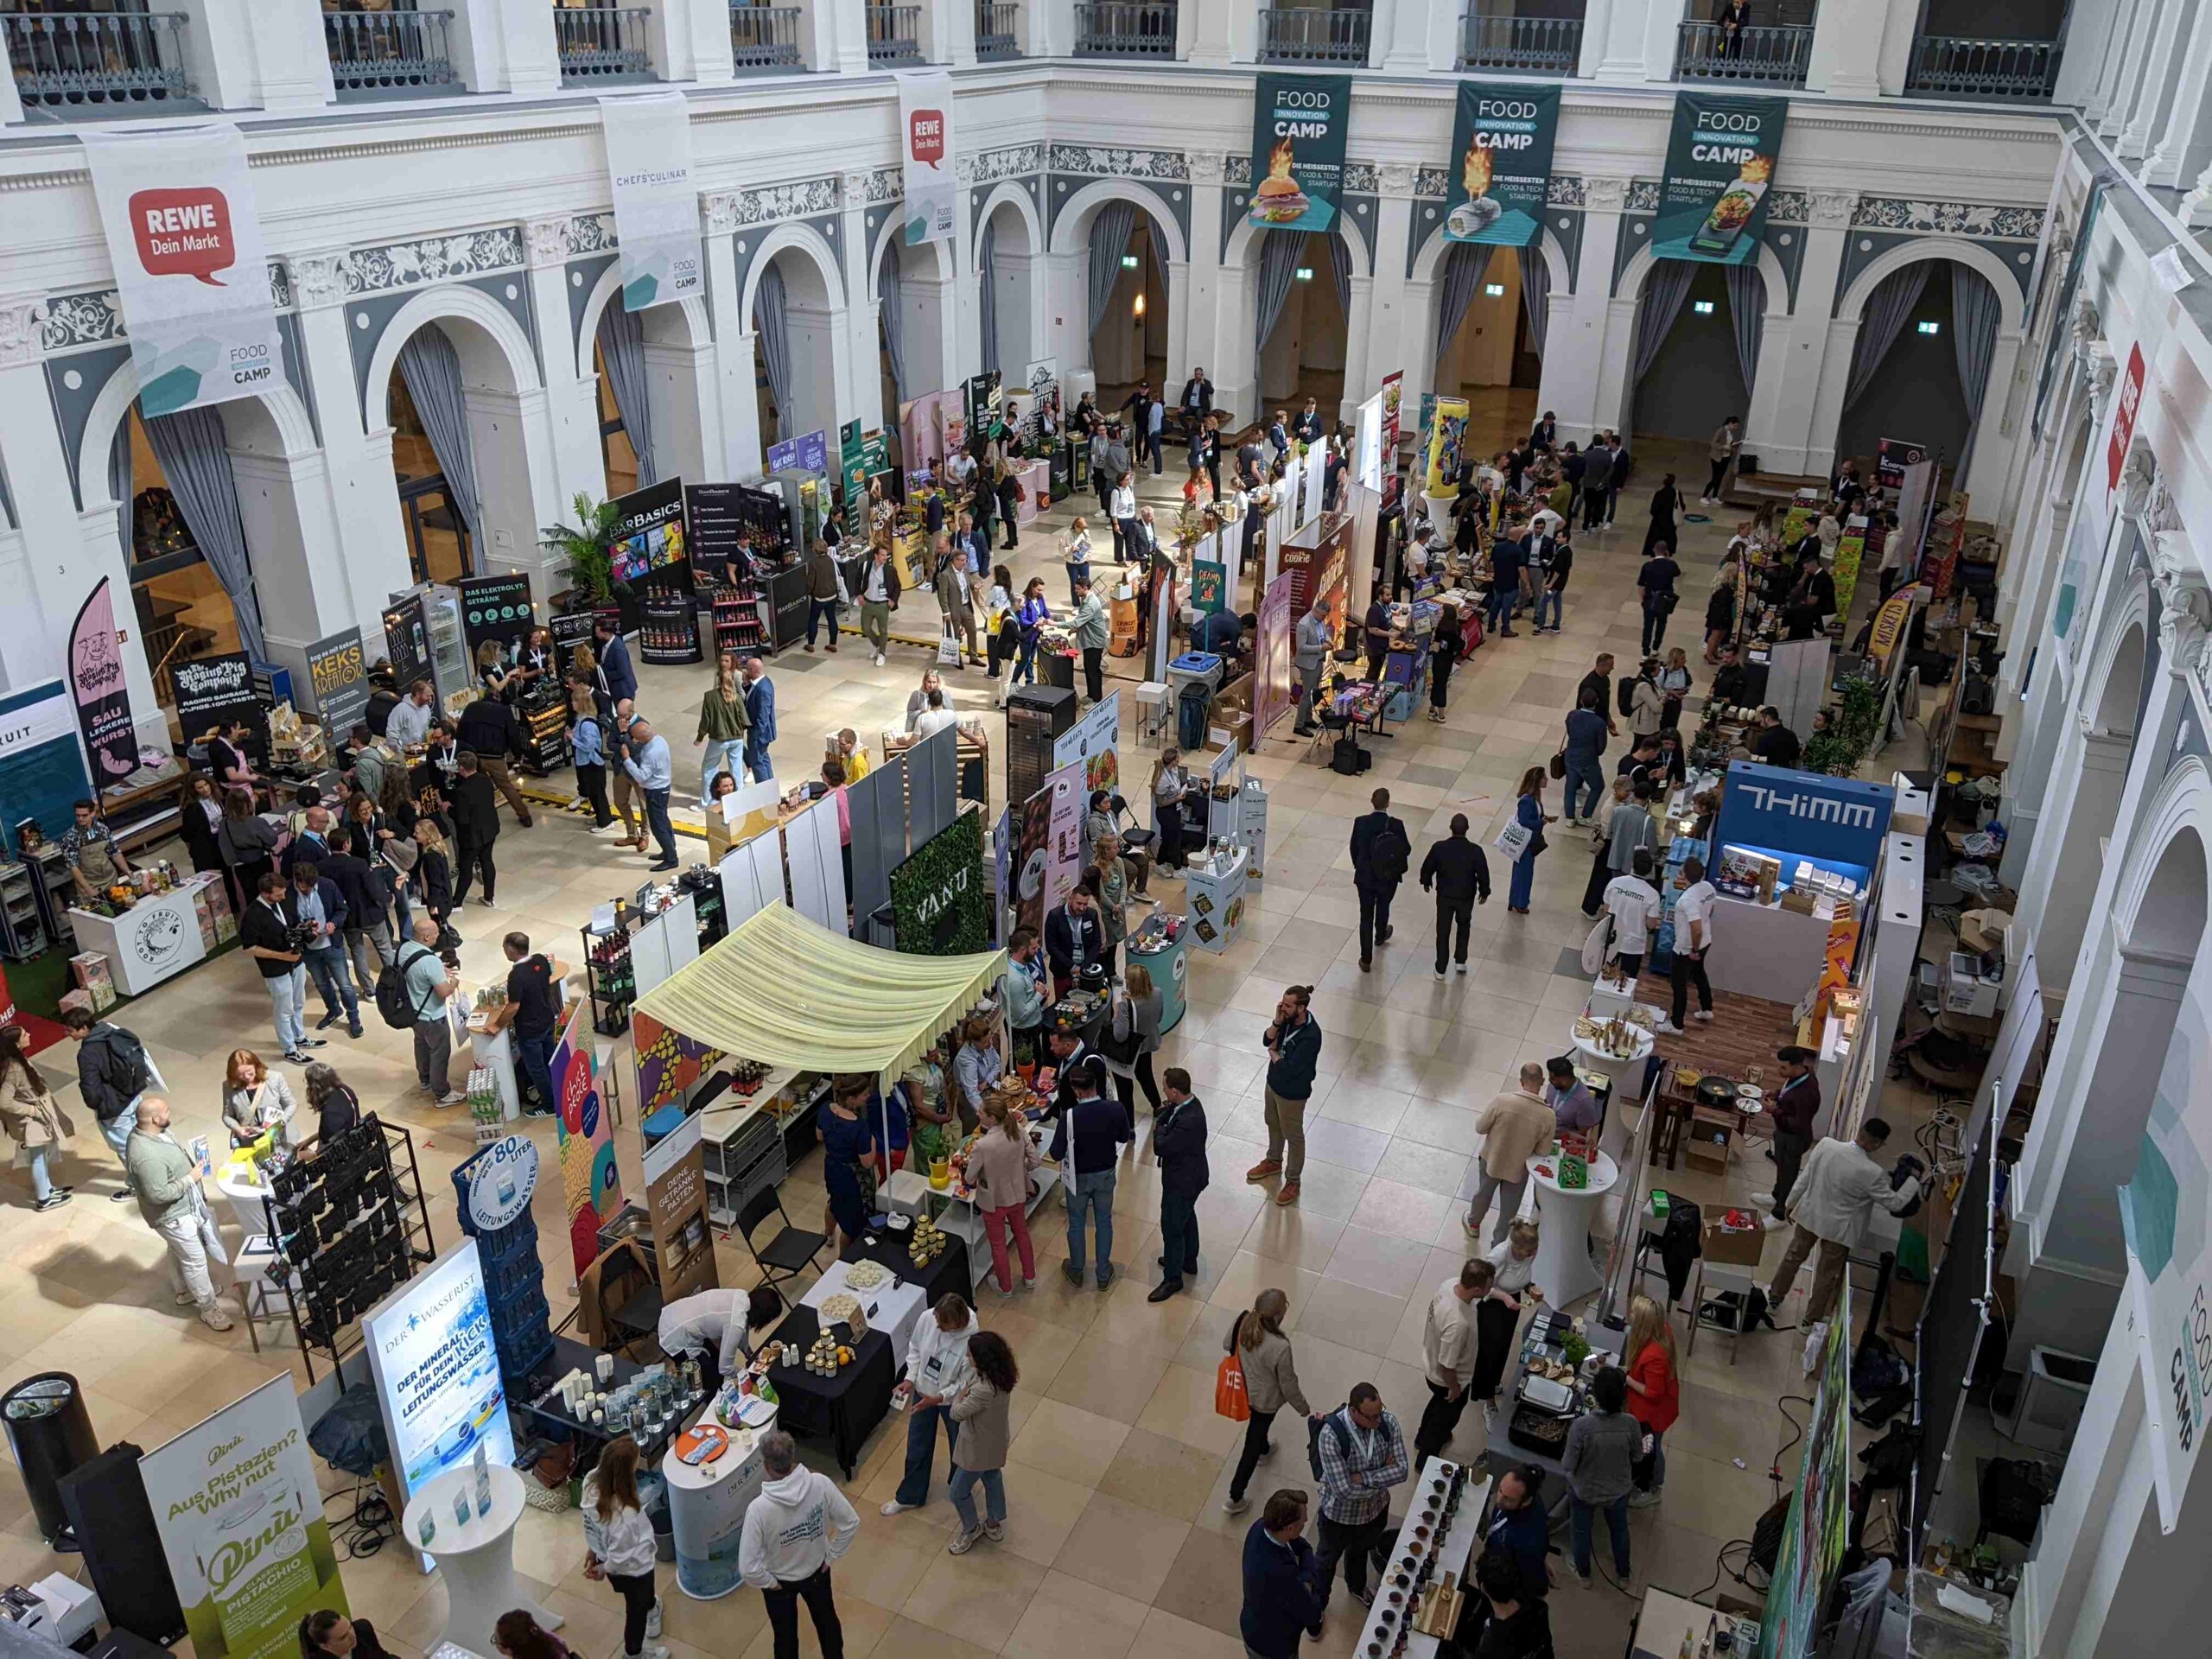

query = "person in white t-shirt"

[1661,856,1717,1033]
[1601,849,1662,988]
[914,690,961,740]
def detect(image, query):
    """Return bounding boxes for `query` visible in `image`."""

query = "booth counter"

[664,1421,772,1600]
[69,872,226,996]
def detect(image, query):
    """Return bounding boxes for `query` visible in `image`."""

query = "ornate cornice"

[1583,176,1631,213]
[1047,144,1186,181]
[1377,162,1419,200]
[289,251,349,310]
[0,298,42,370]
[342,227,525,296]
[1851,198,2044,238]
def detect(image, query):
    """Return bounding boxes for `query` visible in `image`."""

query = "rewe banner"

[80,123,286,417]
[599,92,703,310]
[899,72,956,247]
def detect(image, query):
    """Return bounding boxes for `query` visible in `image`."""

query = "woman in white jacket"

[582,1436,662,1659]
[880,1294,975,1516]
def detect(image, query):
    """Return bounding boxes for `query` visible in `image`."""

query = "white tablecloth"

[800,1258,926,1360]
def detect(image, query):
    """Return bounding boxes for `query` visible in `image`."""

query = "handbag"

[936,632,963,667]
[1215,1347,1252,1421]
[1548,749,1567,781]
[1097,1000,1143,1065]
[1493,820,1534,862]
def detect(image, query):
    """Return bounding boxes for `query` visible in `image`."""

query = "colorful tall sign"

[1248,73,1352,233]
[1425,397,1469,496]
[68,577,136,785]
[79,123,284,416]
[599,92,703,310]
[552,1000,620,1280]
[139,1376,348,1659]
[1443,83,1559,248]
[1655,92,1789,266]
[362,1239,517,1510]
[899,71,957,246]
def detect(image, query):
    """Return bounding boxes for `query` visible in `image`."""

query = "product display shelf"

[583,923,636,1036]
[29,846,78,953]
[0,862,48,962]
[713,582,766,658]
[700,1071,815,1228]
[519,691,572,773]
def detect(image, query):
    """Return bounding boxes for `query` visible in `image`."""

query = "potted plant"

[541,493,638,632]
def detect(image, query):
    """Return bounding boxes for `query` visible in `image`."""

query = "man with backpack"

[64,1006,163,1200]
[380,916,463,1106]
[1310,1382,1409,1610]
[1350,788,1411,974]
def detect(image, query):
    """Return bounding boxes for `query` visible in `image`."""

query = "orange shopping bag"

[1215,1349,1251,1421]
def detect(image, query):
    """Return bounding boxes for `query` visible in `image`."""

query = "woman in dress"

[817,1077,878,1248]
[0,1026,74,1212]
[1642,472,1682,557]
[223,1049,297,1148]
[177,772,226,884]
[1507,766,1551,915]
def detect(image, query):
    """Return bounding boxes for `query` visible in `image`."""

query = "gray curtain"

[1086,201,1137,343]
[595,301,657,487]
[143,406,266,664]
[877,247,907,404]
[1951,263,2002,472]
[1433,242,1494,372]
[1521,245,1550,357]
[108,421,131,566]
[1254,229,1306,356]
[1631,260,1695,389]
[1724,264,1765,400]
[1332,230,1351,327]
[397,327,483,538]
[1844,262,1931,410]
[977,219,1000,376]
[753,263,792,443]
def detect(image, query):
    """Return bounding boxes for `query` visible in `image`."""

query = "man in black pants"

[1757,1045,1821,1229]
[1420,813,1491,979]
[737,1430,857,1659]
[1662,855,1718,1034]
[1349,788,1410,973]
[447,750,500,908]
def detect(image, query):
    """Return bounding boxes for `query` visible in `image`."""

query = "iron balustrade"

[1905,35,2061,100]
[728,3,802,68]
[1458,11,1581,73]
[327,9,459,98]
[555,4,652,79]
[1674,18,1813,86]
[1257,5,1371,64]
[3,10,190,110]
[1073,1,1178,57]
[865,2,923,62]
[976,0,1019,58]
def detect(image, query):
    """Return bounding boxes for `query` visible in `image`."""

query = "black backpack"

[374,944,436,1031]
[1307,1405,1353,1481]
[1369,820,1410,885]
[89,1027,149,1111]
[1617,676,1637,717]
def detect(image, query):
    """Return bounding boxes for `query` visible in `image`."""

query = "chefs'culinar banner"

[1249,73,1352,234]
[69,577,137,785]
[79,123,285,417]
[1655,92,1789,266]
[600,92,704,310]
[1443,83,1558,249]
[899,71,957,247]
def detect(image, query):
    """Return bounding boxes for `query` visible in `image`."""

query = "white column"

[0,28,25,125]
[1025,0,1070,56]
[644,336,717,485]
[447,0,562,93]
[1185,0,1230,65]
[1751,191,1851,477]
[2145,8,2212,187]
[2101,0,2163,140]
[1374,0,1447,70]
[2013,723,2133,988]
[2182,155,2212,227]
[840,175,884,436]
[940,0,974,66]
[817,0,872,73]
[1183,152,1230,403]
[652,0,737,81]
[1541,176,1626,437]
[1805,0,1913,96]
[1585,0,1678,82]
[2054,0,2123,105]
[2119,0,2194,157]
[706,226,766,476]
[168,0,333,112]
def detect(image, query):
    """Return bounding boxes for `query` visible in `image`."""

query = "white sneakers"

[645,1600,662,1641]
[874,652,886,666]
[881,1499,917,1516]
[1751,1192,1775,1207]
[1692,1010,1715,1023]
[1653,1020,1684,1035]
[200,1304,235,1332]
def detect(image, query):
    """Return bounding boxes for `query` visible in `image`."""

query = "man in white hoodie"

[739,1430,861,1659]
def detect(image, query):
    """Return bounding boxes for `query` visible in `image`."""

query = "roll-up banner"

[599,92,703,310]
[79,123,285,417]
[304,626,372,736]
[69,576,137,785]
[1442,83,1559,248]
[1655,92,1789,266]
[1249,73,1352,233]
[899,71,957,247]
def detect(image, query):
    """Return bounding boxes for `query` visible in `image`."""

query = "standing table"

[842,1225,975,1313]
[400,1465,563,1656]
[663,1420,772,1600]
[1573,1023,1654,1168]
[1525,1151,1618,1308]
[68,874,223,995]
[760,1306,896,1478]
[801,1259,926,1359]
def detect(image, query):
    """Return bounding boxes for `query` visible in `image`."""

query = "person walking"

[1583,778,1655,918]
[454,690,535,825]
[855,543,901,667]
[1637,542,1681,656]
[1049,1065,1128,1287]
[1579,436,1613,531]
[1761,1119,1924,1339]
[944,1331,1018,1553]
[1241,1491,1330,1658]
[1148,1066,1209,1301]
[125,1096,233,1330]
[1622,1294,1679,1506]
[1628,658,1665,743]
[1221,1289,1312,1515]
[1014,578,1051,686]
[400,917,464,1106]
[1066,576,1108,704]
[241,870,318,1065]
[802,538,847,653]
[1560,690,1609,827]
[1413,1259,1486,1464]
[1420,814,1491,980]
[695,654,751,807]
[64,1006,162,1200]
[445,753,501,908]
[410,820,455,955]
[1563,1367,1640,1585]
[1468,1065,1554,1243]
[592,618,639,721]
[741,657,776,785]
[967,1085,1040,1294]
[1601,849,1662,991]
[737,1430,858,1659]
[1350,788,1411,972]
[880,1294,975,1515]
[0,1026,75,1211]
[1505,768,1550,914]
[1312,1383,1410,1610]
[1427,604,1463,721]
[1640,474,1681,561]
[1703,416,1742,504]
[1661,855,1718,1034]
[1249,985,1321,1207]
[582,1435,664,1659]
[620,717,679,872]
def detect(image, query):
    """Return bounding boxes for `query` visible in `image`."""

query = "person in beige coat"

[1222,1288,1312,1515]
[0,1026,75,1212]
[945,1330,1019,1554]
[1466,1063,1556,1244]
[967,1087,1040,1294]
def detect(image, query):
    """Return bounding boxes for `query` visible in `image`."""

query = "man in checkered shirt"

[1312,1382,1410,1611]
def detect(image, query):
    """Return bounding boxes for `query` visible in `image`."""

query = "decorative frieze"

[972,145,1044,185]
[1851,199,2044,239]
[1047,144,1187,181]
[344,227,526,296]
[566,213,619,256]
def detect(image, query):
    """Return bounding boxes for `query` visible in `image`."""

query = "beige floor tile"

[1147,1520,1250,1635]
[1133,1604,1248,1659]
[988,1461,1097,1569]
[1007,1396,1132,1487]
[1052,1490,1192,1601]
[1041,1329,1172,1422]
[1345,1178,1458,1244]
[1324,1223,1434,1298]
[1296,1277,1412,1357]
[1096,1424,1228,1522]
[999,1568,1151,1659]
[1240,1205,1349,1271]
[1134,1357,1247,1454]
[899,1543,1046,1648]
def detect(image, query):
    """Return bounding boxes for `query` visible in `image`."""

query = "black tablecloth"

[515,1335,703,1469]
[842,1226,974,1312]
[763,1306,896,1478]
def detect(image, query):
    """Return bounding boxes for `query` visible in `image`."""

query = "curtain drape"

[1332,231,1351,327]
[397,328,483,541]
[878,249,907,404]
[1723,264,1765,401]
[1631,260,1695,389]
[1951,264,2001,472]
[1086,201,1137,343]
[753,263,792,443]
[1521,246,1550,358]
[1844,263,1931,410]
[143,406,266,664]
[1254,229,1306,359]
[108,420,131,567]
[1433,241,1494,372]
[977,219,1000,376]
[595,301,657,487]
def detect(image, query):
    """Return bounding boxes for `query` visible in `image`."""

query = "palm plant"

[541,493,630,604]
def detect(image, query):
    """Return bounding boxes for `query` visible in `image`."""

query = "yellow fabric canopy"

[631,903,1007,1082]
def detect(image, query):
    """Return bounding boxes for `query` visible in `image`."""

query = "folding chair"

[735,1185,829,1293]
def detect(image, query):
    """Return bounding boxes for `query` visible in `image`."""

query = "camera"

[284,921,321,953]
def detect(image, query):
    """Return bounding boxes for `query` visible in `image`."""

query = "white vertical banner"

[599,92,703,310]
[79,123,285,418]
[899,71,956,247]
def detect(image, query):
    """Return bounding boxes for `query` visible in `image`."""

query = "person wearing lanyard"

[881,1295,976,1515]
[1311,1383,1410,1610]
[1659,856,1717,1034]
[999,928,1048,1065]
[1049,1065,1129,1287]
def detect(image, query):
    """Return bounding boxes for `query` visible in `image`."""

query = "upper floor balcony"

[728,2,803,71]
[1905,34,2062,100]
[554,3,653,82]
[1258,4,1370,65]
[1458,8,1581,73]
[5,6,197,114]
[1675,17,1812,86]
[864,1,921,62]
[976,0,1019,59]
[1073,0,1177,58]
[326,5,459,102]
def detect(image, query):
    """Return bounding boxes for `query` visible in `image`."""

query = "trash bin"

[3,1373,98,1548]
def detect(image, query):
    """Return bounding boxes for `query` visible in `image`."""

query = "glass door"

[398,473,473,584]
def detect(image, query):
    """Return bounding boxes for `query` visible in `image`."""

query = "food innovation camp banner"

[1442,83,1559,249]
[899,72,956,247]
[80,123,284,416]
[600,92,703,310]
[1249,73,1351,233]
[1654,92,1789,266]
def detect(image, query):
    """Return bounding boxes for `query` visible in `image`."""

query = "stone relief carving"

[0,299,42,369]
[1545,176,1586,209]
[1851,199,2044,238]
[39,291,120,351]
[1047,144,1187,181]
[344,228,526,295]
[973,146,1044,185]
[289,252,350,310]
[566,213,619,256]
[1583,177,1631,213]
[1187,151,1226,184]
[1224,156,1252,187]
[524,217,570,269]
[1807,190,1858,227]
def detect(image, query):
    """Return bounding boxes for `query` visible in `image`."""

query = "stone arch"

[2112,765,2212,961]
[575,264,713,381]
[741,219,851,447]
[737,218,848,324]
[1615,238,1793,320]
[972,181,1046,270]
[1836,238,2025,335]
[1048,177,1187,267]
[868,212,953,305]
[361,282,543,429]
[1409,223,1570,302]
[975,181,1048,377]
[76,360,316,512]
[2081,574,2152,739]
[1224,213,1373,284]
[575,265,718,490]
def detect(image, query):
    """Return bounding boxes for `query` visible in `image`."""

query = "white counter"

[68,875,221,996]
[1704,893,1832,1000]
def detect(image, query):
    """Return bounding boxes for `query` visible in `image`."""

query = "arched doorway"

[581,280,715,497]
[1832,245,2019,483]
[1053,187,1183,407]
[1428,242,1543,451]
[976,191,1042,381]
[747,232,846,448]
[1248,227,1354,419]
[1625,258,1767,449]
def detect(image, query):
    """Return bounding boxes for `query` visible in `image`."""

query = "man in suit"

[281,804,336,875]
[448,750,502,908]
[1349,787,1411,973]
[741,656,777,782]
[1179,368,1214,427]
[592,616,638,719]
[318,838,394,987]
[1120,383,1157,473]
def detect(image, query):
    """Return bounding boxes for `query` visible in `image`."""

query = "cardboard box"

[1703,1217,1766,1267]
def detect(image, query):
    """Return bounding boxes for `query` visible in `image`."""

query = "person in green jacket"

[695,652,752,806]
[125,1095,233,1330]
[1067,576,1109,704]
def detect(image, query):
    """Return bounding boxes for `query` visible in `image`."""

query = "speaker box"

[58,1444,183,1647]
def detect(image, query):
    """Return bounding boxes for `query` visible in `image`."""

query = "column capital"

[841,171,874,209]
[1188,151,1228,185]
[2118,446,2158,518]
[0,297,45,369]
[1583,176,1632,213]
[705,194,743,237]
[1376,162,1421,200]
[1807,190,1857,227]
[524,216,571,270]
[288,252,351,312]
[2084,339,2120,420]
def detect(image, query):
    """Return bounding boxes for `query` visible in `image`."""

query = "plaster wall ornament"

[0,298,44,368]
[289,253,349,310]
[1188,151,1226,184]
[842,172,873,209]
[524,216,570,269]
[1376,162,1418,199]
[2086,345,2120,421]
[2147,479,2183,537]
[1584,177,1631,213]
[1808,190,1857,227]
[2071,296,2102,346]
[706,194,742,236]
[2119,447,2157,519]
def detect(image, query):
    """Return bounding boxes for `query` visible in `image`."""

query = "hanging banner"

[608,479,687,590]
[1249,73,1352,233]
[899,71,956,247]
[641,1110,717,1304]
[1443,83,1559,248]
[457,572,537,658]
[1052,690,1121,797]
[1192,559,1228,615]
[304,626,371,737]
[2107,341,2145,491]
[1255,571,1296,744]
[599,92,703,310]
[1425,396,1469,495]
[140,1376,347,1659]
[1655,92,1789,266]
[171,652,264,747]
[1013,760,1084,938]
[79,123,285,417]
[552,1001,620,1280]
[68,577,137,786]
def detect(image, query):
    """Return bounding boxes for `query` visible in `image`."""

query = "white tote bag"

[1494,820,1533,863]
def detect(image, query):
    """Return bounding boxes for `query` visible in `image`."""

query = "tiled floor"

[0,423,1941,1657]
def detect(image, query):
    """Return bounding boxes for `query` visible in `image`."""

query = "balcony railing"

[1675,20,1812,85]
[3,10,192,111]
[865,3,922,62]
[977,0,1019,59]
[1905,34,2061,100]
[729,3,802,69]
[1459,12,1582,74]
[555,5,652,80]
[1074,1,1178,57]
[327,9,458,99]
[1258,5,1370,64]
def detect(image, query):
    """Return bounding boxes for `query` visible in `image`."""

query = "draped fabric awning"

[631,904,1007,1082]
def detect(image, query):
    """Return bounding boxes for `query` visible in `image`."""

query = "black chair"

[736,1185,829,1291]
[596,1243,661,1359]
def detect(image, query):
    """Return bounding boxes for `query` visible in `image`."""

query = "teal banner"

[1443,83,1559,249]
[1655,92,1789,266]
[1249,73,1352,234]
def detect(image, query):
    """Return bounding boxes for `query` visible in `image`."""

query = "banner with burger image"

[1655,92,1788,267]
[1248,73,1352,234]
[1443,82,1558,249]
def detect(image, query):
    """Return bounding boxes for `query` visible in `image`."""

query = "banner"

[1379,370,1403,511]
[305,626,371,736]
[1255,571,1295,744]
[1755,1311,1851,1659]
[1868,592,1915,673]
[599,92,703,310]
[1443,83,1559,248]
[766,428,830,476]
[458,573,536,658]
[1014,760,1084,938]
[607,479,687,588]
[2107,341,2145,491]
[1249,73,1352,233]
[382,596,431,692]
[79,123,285,417]
[1425,396,1469,495]
[362,1239,518,1512]
[170,652,264,746]
[641,1110,717,1304]
[1052,690,1120,796]
[1655,92,1789,266]
[890,809,988,955]
[68,577,136,785]
[551,1000,620,1280]
[899,71,956,247]
[1192,559,1228,615]
[139,1376,346,1659]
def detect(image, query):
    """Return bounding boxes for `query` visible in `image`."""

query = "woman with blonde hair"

[582,1434,661,1659]
[223,1049,298,1148]
[966,1084,1039,1294]
[1091,832,1128,980]
[1061,515,1093,604]
[695,650,749,808]
[1221,1288,1311,1515]
[474,638,512,700]
[0,1026,75,1212]
[1622,1293,1680,1507]
[1105,961,1163,1126]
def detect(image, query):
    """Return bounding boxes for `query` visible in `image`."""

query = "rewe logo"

[129,188,236,286]
[909,110,946,167]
